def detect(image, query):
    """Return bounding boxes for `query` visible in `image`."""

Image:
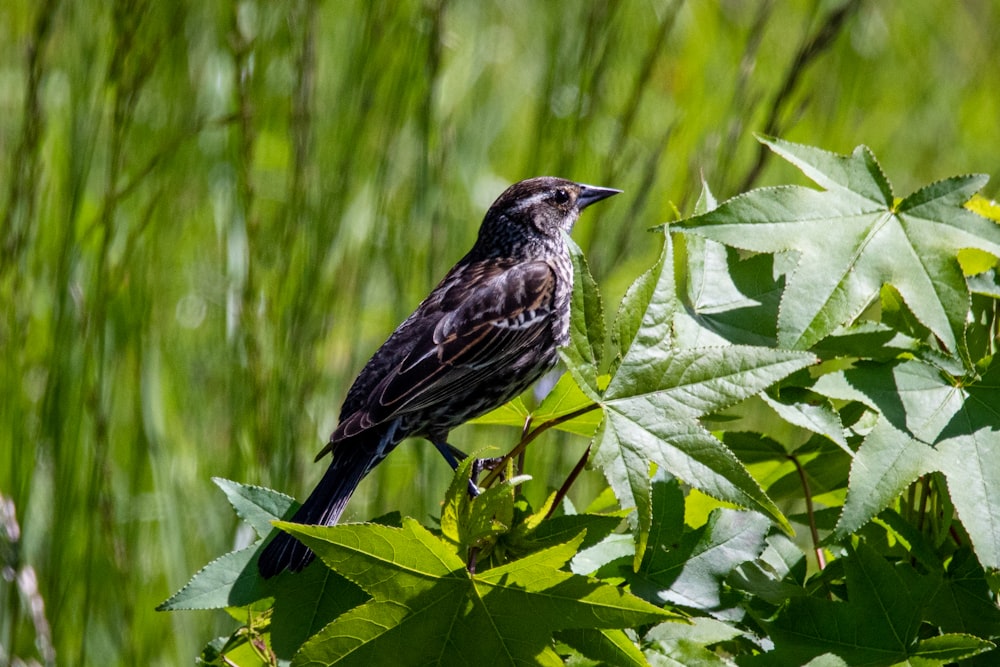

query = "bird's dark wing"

[331,259,557,443]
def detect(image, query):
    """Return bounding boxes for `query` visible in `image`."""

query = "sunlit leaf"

[671,136,999,361]
[816,357,1000,569]
[281,519,676,666]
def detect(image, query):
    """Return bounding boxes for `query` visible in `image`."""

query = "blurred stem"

[0,0,56,273]
[789,454,825,570]
[227,0,265,471]
[738,0,863,192]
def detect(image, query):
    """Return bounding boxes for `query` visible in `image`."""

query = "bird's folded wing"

[366,259,557,423]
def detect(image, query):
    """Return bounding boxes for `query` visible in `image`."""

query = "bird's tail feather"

[257,443,379,578]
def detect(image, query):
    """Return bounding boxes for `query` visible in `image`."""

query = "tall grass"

[1,1,997,663]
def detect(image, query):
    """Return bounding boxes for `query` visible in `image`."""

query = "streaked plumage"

[258,177,620,577]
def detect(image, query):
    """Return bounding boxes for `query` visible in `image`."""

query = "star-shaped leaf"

[627,477,771,621]
[158,479,368,662]
[591,230,814,565]
[926,547,1000,639]
[670,136,999,360]
[815,356,1000,570]
[764,542,994,667]
[281,518,676,666]
[157,479,296,611]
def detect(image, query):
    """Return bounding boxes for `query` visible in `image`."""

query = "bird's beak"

[576,184,623,210]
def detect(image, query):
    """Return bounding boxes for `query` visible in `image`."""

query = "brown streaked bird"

[258,176,620,577]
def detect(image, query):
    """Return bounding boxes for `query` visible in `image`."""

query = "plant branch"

[738,0,862,192]
[546,444,592,519]
[481,403,601,489]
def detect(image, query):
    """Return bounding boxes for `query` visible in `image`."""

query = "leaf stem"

[481,403,601,488]
[789,454,825,570]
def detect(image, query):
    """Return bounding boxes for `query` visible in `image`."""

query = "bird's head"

[473,177,621,258]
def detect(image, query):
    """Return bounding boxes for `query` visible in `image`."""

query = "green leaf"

[596,221,813,565]
[644,617,746,667]
[200,630,272,667]
[156,543,267,611]
[563,234,606,398]
[597,344,810,565]
[555,628,649,667]
[910,633,995,664]
[531,371,603,436]
[611,229,676,377]
[611,228,674,372]
[439,456,518,560]
[759,391,849,453]
[817,357,1000,569]
[671,136,1000,360]
[570,533,635,576]
[513,510,623,561]
[799,657,850,667]
[693,177,718,215]
[159,479,292,611]
[728,533,809,606]
[270,563,369,660]
[765,542,943,667]
[630,506,770,621]
[675,235,783,348]
[829,416,937,541]
[213,477,296,538]
[281,519,676,666]
[925,547,1000,639]
[469,395,531,428]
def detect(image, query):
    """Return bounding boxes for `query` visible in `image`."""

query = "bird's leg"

[430,438,480,497]
[448,449,505,489]
[471,456,505,480]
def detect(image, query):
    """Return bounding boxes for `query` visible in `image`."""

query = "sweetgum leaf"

[675,234,783,348]
[156,543,267,611]
[816,357,1000,569]
[213,477,296,538]
[593,230,812,565]
[911,634,995,664]
[671,136,1000,361]
[630,503,770,621]
[281,519,675,666]
[270,563,368,661]
[158,478,293,611]
[563,234,605,399]
[763,542,944,666]
[926,548,1000,640]
[644,616,746,666]
[611,226,674,369]
[555,628,649,667]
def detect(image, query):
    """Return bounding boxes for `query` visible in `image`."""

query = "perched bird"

[258,177,620,577]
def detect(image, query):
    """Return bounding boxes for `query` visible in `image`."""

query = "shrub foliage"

[163,138,1000,666]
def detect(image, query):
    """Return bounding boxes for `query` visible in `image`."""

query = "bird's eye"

[553,189,570,205]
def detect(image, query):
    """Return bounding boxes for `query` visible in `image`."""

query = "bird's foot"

[465,457,506,498]
[472,456,505,478]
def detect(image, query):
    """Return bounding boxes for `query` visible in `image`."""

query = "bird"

[257,176,620,577]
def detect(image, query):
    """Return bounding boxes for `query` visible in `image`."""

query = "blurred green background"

[1,0,998,664]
